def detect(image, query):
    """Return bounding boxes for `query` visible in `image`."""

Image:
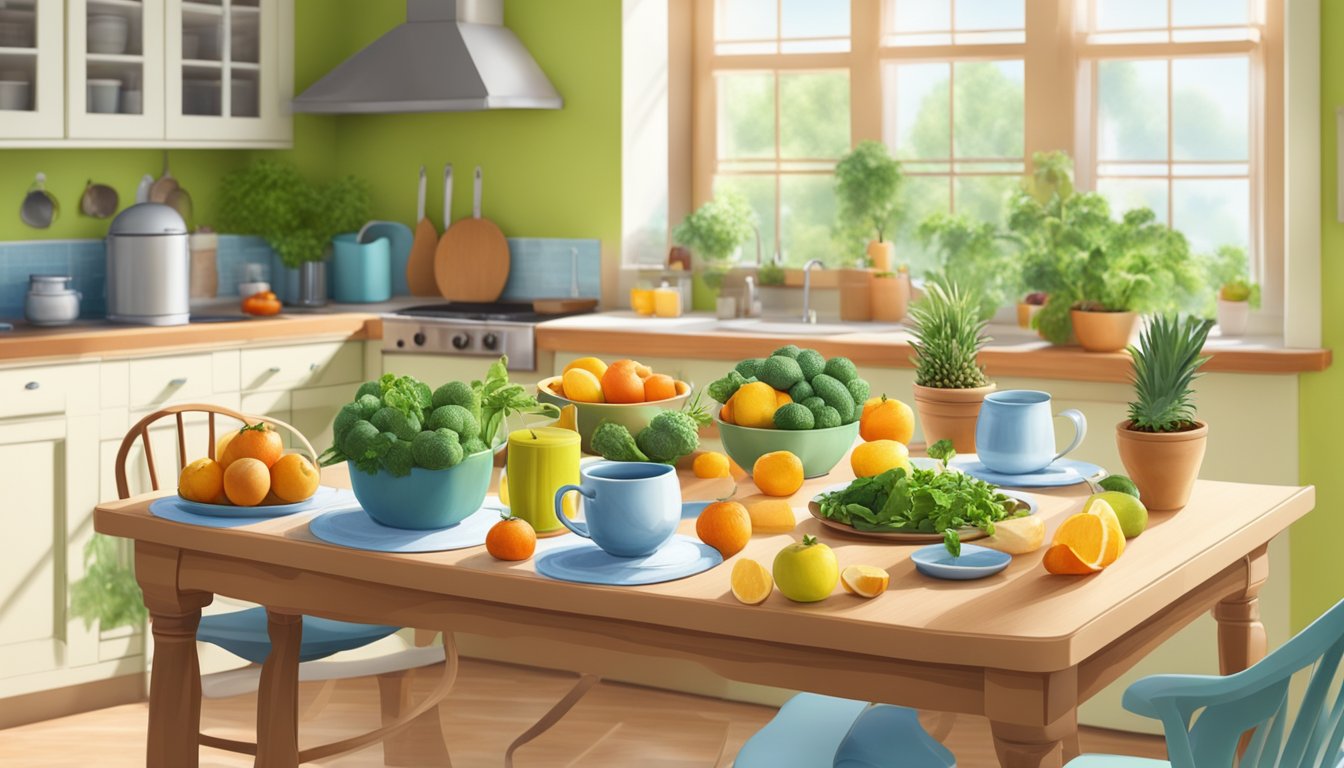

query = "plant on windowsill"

[672,191,757,310]
[907,280,995,452]
[757,261,786,286]
[835,140,904,273]
[917,212,1019,321]
[1216,278,1260,337]
[1115,314,1215,511]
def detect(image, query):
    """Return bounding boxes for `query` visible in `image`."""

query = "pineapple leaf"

[1125,314,1214,432]
[908,281,990,389]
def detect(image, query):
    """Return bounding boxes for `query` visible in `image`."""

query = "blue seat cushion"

[196,607,400,665]
[834,704,956,767]
[736,694,954,768]
[1065,757,1170,767]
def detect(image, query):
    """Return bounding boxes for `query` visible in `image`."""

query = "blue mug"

[975,390,1087,475]
[553,461,682,557]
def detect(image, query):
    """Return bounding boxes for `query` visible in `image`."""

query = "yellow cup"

[505,427,580,534]
[654,287,682,318]
[631,288,655,316]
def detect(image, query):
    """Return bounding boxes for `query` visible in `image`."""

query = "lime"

[1085,491,1148,538]
[1098,474,1140,499]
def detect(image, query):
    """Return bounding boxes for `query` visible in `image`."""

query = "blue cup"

[553,461,682,557]
[975,390,1087,475]
[331,232,391,303]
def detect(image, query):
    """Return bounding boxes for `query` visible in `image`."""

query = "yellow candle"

[506,427,580,534]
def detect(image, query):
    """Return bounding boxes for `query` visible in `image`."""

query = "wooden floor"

[0,657,1167,767]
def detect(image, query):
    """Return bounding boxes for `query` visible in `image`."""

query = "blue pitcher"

[975,390,1086,475]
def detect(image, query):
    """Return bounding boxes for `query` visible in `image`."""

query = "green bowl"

[716,417,859,478]
[537,376,693,454]
[347,448,493,529]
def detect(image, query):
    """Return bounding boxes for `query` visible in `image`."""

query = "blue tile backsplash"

[0,235,602,320]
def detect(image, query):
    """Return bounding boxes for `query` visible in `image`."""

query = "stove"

[381,302,587,371]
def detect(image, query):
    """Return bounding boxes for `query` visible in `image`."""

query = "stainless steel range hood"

[292,0,562,114]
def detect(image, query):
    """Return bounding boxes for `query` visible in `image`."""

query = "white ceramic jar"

[1216,299,1250,336]
[24,275,81,326]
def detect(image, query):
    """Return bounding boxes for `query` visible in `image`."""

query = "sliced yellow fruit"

[982,514,1046,555]
[840,565,889,598]
[1084,498,1126,566]
[730,558,774,605]
[747,499,797,533]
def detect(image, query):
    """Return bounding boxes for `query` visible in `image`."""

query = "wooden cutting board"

[405,166,440,296]
[435,166,510,302]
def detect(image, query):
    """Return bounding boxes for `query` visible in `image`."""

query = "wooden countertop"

[536,312,1332,383]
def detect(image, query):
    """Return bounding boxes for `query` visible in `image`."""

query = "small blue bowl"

[910,543,1012,580]
[347,449,492,530]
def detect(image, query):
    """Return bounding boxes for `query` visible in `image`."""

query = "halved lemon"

[982,515,1046,555]
[730,558,774,605]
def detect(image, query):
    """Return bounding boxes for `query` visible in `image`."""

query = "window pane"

[717,73,775,160]
[954,175,1017,225]
[884,62,951,160]
[1172,178,1249,254]
[1097,178,1169,224]
[716,0,775,41]
[1095,0,1165,30]
[894,175,951,275]
[780,175,840,266]
[714,175,776,262]
[955,0,1024,31]
[953,61,1023,159]
[1172,57,1248,161]
[780,72,850,159]
[1097,60,1168,161]
[781,0,849,40]
[1172,0,1248,28]
[888,0,950,33]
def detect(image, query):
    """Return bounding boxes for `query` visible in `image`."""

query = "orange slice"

[840,565,889,598]
[730,559,774,605]
[1044,512,1111,575]
[1042,543,1103,575]
[1085,498,1126,566]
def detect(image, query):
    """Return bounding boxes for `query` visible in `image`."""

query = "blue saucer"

[151,487,353,529]
[535,535,723,586]
[950,456,1104,488]
[911,543,1011,580]
[308,496,503,553]
[681,500,711,520]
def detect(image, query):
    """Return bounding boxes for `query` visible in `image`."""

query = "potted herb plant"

[1018,291,1047,330]
[835,140,903,272]
[219,160,370,308]
[672,191,756,312]
[908,281,995,452]
[1217,279,1260,336]
[1116,314,1214,511]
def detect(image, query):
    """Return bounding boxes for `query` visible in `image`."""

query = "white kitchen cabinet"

[0,0,64,139]
[290,383,355,456]
[66,0,166,140]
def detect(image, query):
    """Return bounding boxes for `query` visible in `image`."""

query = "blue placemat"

[307,496,504,553]
[149,487,354,529]
[950,457,1105,488]
[535,535,722,586]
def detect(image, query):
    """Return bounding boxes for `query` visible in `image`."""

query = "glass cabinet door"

[0,0,63,139]
[67,0,166,139]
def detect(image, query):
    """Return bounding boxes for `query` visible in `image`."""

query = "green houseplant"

[1115,314,1215,511]
[835,140,904,272]
[907,281,995,452]
[673,191,757,311]
[218,160,371,307]
[916,213,1018,321]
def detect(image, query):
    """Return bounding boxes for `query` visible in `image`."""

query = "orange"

[215,429,238,461]
[1042,543,1101,575]
[1042,502,1126,575]
[601,360,648,404]
[753,451,804,497]
[562,368,604,403]
[775,390,792,407]
[221,422,284,468]
[564,356,609,381]
[730,558,774,605]
[269,454,319,503]
[486,515,537,561]
[643,373,678,402]
[719,399,735,424]
[696,500,752,558]
[222,457,271,507]
[747,499,796,533]
[860,396,916,444]
[840,565,889,598]
[732,382,781,429]
[692,451,731,479]
[178,457,224,503]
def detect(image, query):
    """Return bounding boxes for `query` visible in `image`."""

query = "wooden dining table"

[94,460,1314,768]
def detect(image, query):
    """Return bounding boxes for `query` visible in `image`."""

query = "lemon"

[1085,491,1148,538]
[981,514,1046,555]
[730,559,774,605]
[849,440,912,479]
[840,565,889,598]
[772,535,839,603]
[564,356,609,380]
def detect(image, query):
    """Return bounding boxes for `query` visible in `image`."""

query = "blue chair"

[735,693,956,767]
[115,404,454,765]
[1068,598,1344,768]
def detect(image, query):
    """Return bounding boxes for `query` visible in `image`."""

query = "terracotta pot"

[1115,420,1208,512]
[838,268,874,321]
[871,273,910,322]
[783,268,838,288]
[867,240,894,272]
[1017,302,1041,330]
[1216,299,1249,336]
[1070,309,1138,353]
[912,383,996,453]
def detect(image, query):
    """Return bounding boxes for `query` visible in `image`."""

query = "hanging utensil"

[148,150,179,203]
[166,184,194,229]
[19,172,58,229]
[434,165,510,301]
[79,180,119,219]
[405,165,440,296]
[134,173,154,204]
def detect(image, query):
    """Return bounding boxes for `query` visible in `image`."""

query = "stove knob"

[451,333,471,351]
[396,339,405,349]
[482,333,499,351]
[413,332,427,347]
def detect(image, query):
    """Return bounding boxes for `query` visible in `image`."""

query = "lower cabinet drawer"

[241,342,364,392]
[0,366,74,419]
[128,354,216,409]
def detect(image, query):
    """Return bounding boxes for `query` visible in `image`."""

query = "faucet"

[801,259,826,323]
[741,275,758,318]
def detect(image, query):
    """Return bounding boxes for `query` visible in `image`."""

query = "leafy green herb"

[378,373,433,422]
[473,356,559,447]
[927,439,956,467]
[817,466,1024,555]
[683,389,713,429]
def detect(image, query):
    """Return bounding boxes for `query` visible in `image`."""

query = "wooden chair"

[115,403,457,766]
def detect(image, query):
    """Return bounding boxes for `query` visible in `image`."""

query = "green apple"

[1085,491,1148,538]
[772,535,839,603]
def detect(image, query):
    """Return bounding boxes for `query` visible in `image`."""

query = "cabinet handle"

[309,362,320,371]
[24,381,39,390]
[268,366,282,374]
[169,377,187,387]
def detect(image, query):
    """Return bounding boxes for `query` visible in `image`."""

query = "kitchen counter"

[535,311,1333,383]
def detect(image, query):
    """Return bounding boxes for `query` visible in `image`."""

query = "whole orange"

[643,373,678,402]
[486,515,537,561]
[692,451,731,479]
[860,396,916,444]
[601,360,648,404]
[223,457,271,506]
[215,429,238,461]
[753,451,805,497]
[270,454,320,503]
[178,458,224,503]
[221,422,284,468]
[696,500,752,558]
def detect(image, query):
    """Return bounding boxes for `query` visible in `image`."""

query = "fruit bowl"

[347,447,493,530]
[537,376,694,454]
[716,417,859,479]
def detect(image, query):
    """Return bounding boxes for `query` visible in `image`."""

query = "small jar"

[25,275,81,326]
[653,281,682,318]
[630,286,655,316]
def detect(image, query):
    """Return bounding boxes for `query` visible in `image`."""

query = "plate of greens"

[808,441,1036,551]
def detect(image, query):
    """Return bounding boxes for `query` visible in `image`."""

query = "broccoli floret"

[758,355,804,390]
[771,344,802,360]
[371,406,421,441]
[592,421,648,462]
[356,393,382,420]
[382,439,416,478]
[734,358,765,379]
[813,405,843,429]
[461,437,488,456]
[773,403,815,431]
[801,395,826,412]
[432,380,475,411]
[812,373,856,422]
[797,349,826,380]
[332,402,363,443]
[412,430,464,470]
[789,380,815,403]
[356,380,382,400]
[427,404,478,441]
[636,410,700,464]
[823,356,859,384]
[707,370,748,404]
[846,378,871,411]
[341,421,396,475]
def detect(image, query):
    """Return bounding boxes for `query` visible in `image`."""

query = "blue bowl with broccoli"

[716,417,859,479]
[347,447,494,530]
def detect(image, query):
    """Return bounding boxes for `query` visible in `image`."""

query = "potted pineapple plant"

[908,281,995,452]
[1115,314,1215,511]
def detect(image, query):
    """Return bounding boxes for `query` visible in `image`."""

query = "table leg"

[985,669,1078,768]
[255,610,303,768]
[1215,545,1269,676]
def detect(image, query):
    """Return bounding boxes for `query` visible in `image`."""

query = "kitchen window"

[687,0,1282,311]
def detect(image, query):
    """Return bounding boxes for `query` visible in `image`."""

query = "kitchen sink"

[715,318,908,336]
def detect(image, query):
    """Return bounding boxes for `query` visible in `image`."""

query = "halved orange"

[1043,511,1112,575]
[1042,543,1102,575]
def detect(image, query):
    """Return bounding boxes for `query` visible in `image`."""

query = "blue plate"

[535,535,723,586]
[950,456,1104,488]
[308,497,503,553]
[151,488,356,529]
[165,486,343,519]
[911,543,1012,580]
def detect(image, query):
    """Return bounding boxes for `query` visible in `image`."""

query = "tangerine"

[223,457,271,506]
[601,360,648,404]
[178,458,223,503]
[486,515,537,561]
[221,422,283,468]
[692,451,731,479]
[643,373,678,402]
[859,396,916,444]
[753,451,804,497]
[270,454,319,503]
[696,500,752,558]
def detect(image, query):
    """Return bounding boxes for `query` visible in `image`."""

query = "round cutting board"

[435,166,510,301]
